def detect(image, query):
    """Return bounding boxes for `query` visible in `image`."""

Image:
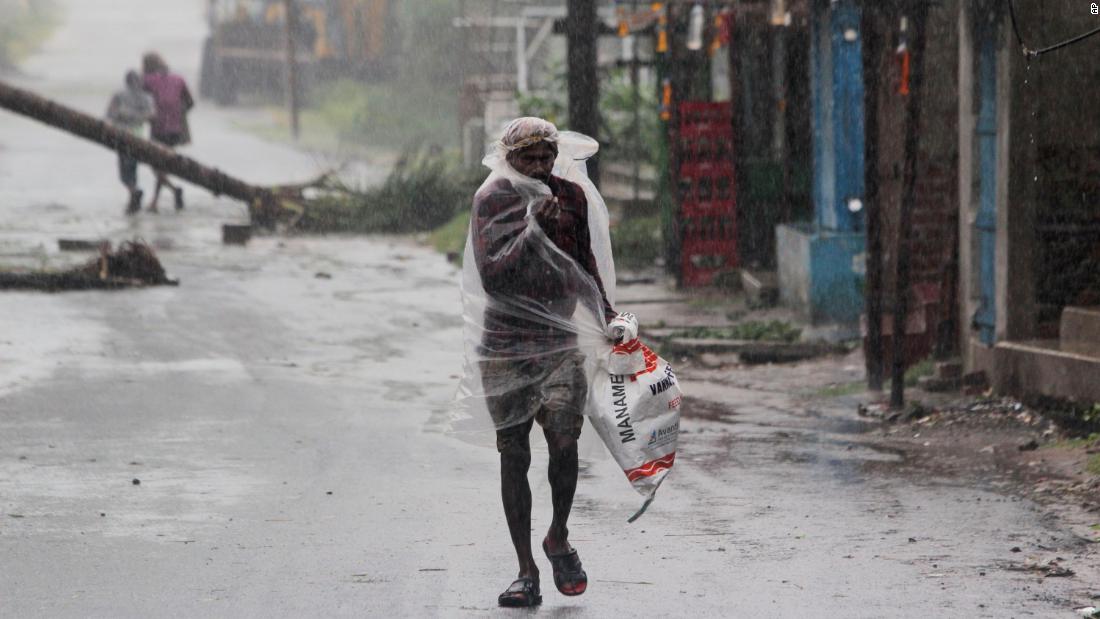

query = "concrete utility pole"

[862,4,885,391]
[771,0,788,163]
[891,5,929,409]
[566,0,600,187]
[284,0,301,140]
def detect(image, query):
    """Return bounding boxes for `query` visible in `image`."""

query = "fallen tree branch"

[0,240,178,292]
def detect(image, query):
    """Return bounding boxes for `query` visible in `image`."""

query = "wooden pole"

[630,33,641,207]
[566,0,600,186]
[0,79,280,226]
[890,6,929,409]
[862,4,885,391]
[284,0,301,140]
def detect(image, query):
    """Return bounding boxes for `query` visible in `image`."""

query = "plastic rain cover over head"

[450,117,617,432]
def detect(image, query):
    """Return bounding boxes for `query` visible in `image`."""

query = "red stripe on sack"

[630,344,660,381]
[627,461,673,482]
[612,339,642,354]
[625,453,676,481]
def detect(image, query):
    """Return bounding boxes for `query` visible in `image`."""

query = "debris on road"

[221,224,251,245]
[0,241,177,291]
[1003,559,1076,578]
[58,238,109,251]
[862,393,1100,515]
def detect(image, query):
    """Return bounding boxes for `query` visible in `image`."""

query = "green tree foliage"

[0,0,57,69]
[518,65,661,165]
[298,147,486,234]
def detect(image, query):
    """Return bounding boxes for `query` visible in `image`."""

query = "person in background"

[106,70,155,215]
[141,52,193,212]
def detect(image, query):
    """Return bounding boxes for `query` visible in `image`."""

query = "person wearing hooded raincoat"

[453,117,640,607]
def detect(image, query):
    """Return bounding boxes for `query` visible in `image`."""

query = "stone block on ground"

[934,359,963,380]
[741,268,779,308]
[918,375,960,393]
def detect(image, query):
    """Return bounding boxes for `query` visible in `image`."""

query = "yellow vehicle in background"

[199,0,392,104]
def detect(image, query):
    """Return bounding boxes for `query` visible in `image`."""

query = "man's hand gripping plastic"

[607,312,639,343]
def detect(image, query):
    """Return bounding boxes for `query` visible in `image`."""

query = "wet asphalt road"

[1,2,1098,617]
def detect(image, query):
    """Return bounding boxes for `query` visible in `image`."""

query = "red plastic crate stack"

[676,102,738,287]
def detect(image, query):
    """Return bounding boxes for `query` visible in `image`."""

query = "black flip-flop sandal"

[498,577,542,607]
[543,538,588,596]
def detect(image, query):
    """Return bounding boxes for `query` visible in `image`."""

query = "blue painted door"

[810,0,864,233]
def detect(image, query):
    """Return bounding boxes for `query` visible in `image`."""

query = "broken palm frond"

[0,240,177,292]
[294,149,487,234]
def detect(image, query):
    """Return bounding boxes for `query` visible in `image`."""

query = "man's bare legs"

[499,424,539,581]
[148,170,180,212]
[497,417,585,605]
[544,428,578,554]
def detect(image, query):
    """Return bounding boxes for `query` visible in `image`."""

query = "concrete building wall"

[959,0,1100,403]
[998,0,1100,341]
[1002,33,1036,342]
[959,5,1024,374]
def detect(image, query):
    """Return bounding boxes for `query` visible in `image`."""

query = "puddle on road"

[382,380,426,403]
[681,397,740,424]
[678,395,906,483]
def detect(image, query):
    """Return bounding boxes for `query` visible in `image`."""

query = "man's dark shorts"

[118,154,138,188]
[481,350,587,452]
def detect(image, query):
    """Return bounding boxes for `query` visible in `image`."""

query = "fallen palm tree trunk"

[0,240,178,292]
[0,79,290,226]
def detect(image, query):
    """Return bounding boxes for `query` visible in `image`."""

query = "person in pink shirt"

[142,52,194,212]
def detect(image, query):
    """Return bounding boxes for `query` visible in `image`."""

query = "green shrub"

[670,321,803,343]
[298,149,486,234]
[611,215,662,270]
[904,358,935,387]
[429,210,471,262]
[315,79,458,151]
[0,0,57,68]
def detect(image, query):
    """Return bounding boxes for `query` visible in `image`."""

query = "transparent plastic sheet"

[450,125,617,434]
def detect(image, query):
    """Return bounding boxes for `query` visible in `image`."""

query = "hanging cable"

[1007,0,1100,57]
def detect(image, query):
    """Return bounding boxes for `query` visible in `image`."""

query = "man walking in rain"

[457,117,638,607]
